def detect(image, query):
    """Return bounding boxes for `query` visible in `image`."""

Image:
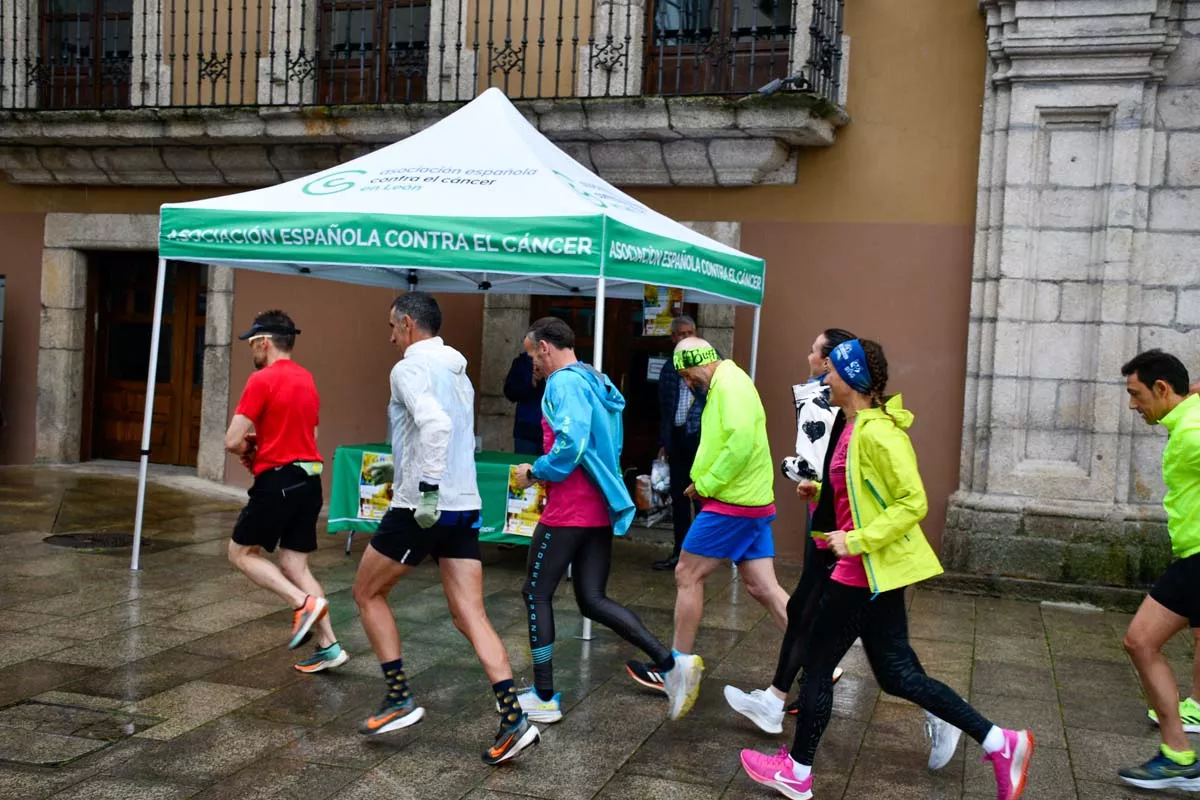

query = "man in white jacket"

[352,291,539,765]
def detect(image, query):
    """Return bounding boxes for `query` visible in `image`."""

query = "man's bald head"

[673,336,721,391]
[674,336,710,354]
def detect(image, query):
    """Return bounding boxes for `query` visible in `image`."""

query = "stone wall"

[944,0,1200,589]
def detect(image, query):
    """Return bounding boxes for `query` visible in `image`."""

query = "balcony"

[0,0,848,187]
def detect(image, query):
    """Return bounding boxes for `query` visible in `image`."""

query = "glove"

[414,487,441,529]
[367,461,394,485]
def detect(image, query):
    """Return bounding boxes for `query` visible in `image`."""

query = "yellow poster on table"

[359,452,394,520]
[504,466,546,537]
[643,285,684,336]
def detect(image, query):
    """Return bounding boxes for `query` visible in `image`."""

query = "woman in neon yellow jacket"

[738,339,1036,800]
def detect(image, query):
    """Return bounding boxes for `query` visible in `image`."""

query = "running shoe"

[739,746,813,800]
[664,652,704,720]
[482,713,541,765]
[359,693,425,736]
[625,660,668,696]
[983,729,1035,800]
[1147,696,1200,733]
[516,689,563,723]
[1119,751,1200,791]
[925,710,962,770]
[288,595,329,650]
[293,642,349,673]
[723,686,784,734]
[785,667,844,716]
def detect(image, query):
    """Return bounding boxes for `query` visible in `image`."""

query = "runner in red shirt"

[224,310,348,674]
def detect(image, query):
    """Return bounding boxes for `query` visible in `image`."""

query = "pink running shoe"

[739,746,814,800]
[983,729,1035,800]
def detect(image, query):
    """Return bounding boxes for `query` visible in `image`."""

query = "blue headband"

[829,339,873,394]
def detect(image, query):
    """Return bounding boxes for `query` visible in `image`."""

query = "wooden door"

[529,296,698,475]
[90,254,207,466]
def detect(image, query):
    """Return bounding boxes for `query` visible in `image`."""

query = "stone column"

[682,221,741,357]
[196,266,234,482]
[36,249,87,463]
[130,0,172,106]
[0,0,32,109]
[944,0,1186,587]
[576,0,647,97]
[256,0,317,105]
[478,293,532,452]
[426,0,477,101]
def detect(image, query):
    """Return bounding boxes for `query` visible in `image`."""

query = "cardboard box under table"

[328,444,533,552]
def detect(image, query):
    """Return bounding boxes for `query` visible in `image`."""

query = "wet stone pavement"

[0,467,1195,799]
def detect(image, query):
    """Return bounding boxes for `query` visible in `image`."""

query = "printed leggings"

[771,534,837,693]
[524,524,673,671]
[791,582,993,765]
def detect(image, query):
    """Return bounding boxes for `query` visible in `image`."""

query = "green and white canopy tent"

[134,87,768,577]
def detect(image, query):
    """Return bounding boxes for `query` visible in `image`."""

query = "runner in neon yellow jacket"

[739,338,1034,800]
[837,395,943,594]
[691,359,774,507]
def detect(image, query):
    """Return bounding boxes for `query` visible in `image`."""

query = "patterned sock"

[493,679,521,724]
[532,643,555,702]
[381,658,410,704]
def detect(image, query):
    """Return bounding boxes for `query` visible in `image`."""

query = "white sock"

[791,758,812,781]
[762,690,785,714]
[981,725,1006,754]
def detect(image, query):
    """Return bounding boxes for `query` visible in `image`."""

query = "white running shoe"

[723,686,785,734]
[925,710,962,770]
[664,653,704,720]
[516,689,563,723]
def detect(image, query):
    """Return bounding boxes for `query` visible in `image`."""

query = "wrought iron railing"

[0,0,843,110]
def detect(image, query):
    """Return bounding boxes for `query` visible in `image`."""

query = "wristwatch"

[418,481,439,493]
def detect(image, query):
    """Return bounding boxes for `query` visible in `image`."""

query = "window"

[644,0,794,95]
[38,0,132,108]
[317,0,430,104]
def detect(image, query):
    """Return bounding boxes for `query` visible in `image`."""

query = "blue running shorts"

[682,510,776,563]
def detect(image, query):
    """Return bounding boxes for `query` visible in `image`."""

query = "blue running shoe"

[294,642,349,674]
[1119,752,1200,791]
[359,693,425,736]
[483,713,540,765]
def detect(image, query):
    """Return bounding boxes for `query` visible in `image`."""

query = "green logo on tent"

[303,169,367,196]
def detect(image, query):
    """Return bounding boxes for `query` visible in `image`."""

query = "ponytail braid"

[860,339,892,420]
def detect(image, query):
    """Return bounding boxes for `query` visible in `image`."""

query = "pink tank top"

[538,418,611,528]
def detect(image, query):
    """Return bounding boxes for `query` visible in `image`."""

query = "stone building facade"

[944,0,1200,589]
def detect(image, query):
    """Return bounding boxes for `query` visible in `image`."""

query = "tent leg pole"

[576,278,607,643]
[734,306,764,585]
[749,305,762,382]
[132,257,169,572]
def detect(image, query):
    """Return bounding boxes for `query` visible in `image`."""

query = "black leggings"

[771,534,837,693]
[791,582,993,765]
[524,524,673,683]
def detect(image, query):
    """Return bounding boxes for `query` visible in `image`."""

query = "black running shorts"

[369,507,482,566]
[1150,552,1200,627]
[231,465,322,553]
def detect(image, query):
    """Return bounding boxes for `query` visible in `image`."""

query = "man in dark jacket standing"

[654,315,705,570]
[504,351,545,455]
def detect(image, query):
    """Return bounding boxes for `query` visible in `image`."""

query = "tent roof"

[159,89,765,306]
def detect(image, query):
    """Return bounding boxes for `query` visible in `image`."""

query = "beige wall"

[736,222,975,557]
[223,271,485,497]
[0,213,46,465]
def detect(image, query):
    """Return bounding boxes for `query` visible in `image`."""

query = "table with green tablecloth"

[328,443,534,552]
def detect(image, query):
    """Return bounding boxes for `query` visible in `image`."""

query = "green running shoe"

[1147,696,1200,733]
